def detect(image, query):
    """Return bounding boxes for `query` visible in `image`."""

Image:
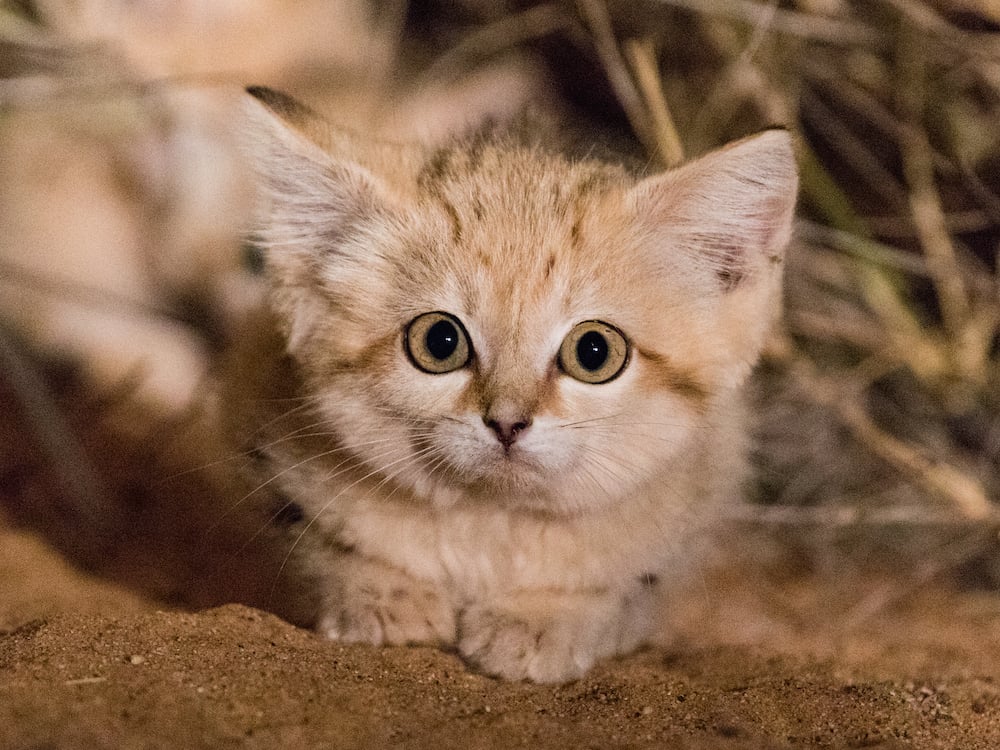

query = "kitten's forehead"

[412,143,630,327]
[417,140,622,232]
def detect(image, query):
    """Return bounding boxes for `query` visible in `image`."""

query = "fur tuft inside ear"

[629,129,798,384]
[630,129,797,287]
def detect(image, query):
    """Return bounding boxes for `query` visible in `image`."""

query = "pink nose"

[484,417,532,449]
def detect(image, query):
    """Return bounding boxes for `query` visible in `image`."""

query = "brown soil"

[4,520,1000,750]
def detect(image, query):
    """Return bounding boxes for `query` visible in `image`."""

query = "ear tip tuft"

[245,86,312,123]
[246,85,280,104]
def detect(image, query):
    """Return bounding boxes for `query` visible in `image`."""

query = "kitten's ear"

[241,85,390,241]
[630,129,797,383]
[241,86,395,352]
[245,86,334,149]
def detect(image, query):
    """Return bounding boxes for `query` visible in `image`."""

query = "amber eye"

[558,320,629,384]
[405,312,472,374]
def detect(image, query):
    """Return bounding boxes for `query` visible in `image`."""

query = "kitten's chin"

[411,453,623,516]
[408,462,546,511]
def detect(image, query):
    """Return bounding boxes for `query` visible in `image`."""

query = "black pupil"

[576,330,609,372]
[426,319,459,361]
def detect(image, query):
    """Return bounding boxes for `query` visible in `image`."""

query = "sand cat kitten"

[230,87,797,683]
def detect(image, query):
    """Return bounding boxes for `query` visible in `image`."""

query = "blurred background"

[2,0,1000,625]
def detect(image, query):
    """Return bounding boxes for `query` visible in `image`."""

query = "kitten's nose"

[484,416,532,449]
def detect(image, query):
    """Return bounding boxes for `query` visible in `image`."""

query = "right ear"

[627,129,797,386]
[241,86,395,353]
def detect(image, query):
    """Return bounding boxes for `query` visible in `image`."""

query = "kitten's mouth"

[467,447,551,491]
[406,425,564,503]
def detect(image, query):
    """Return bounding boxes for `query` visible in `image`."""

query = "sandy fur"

[227,89,798,682]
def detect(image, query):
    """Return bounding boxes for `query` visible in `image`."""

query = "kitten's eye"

[405,312,471,374]
[559,320,629,384]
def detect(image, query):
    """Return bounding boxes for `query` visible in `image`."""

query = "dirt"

[3,518,1000,750]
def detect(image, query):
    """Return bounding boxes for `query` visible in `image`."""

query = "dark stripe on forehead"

[419,146,455,185]
[418,147,466,244]
[571,172,605,201]
[418,137,485,187]
[566,171,612,255]
[436,190,463,244]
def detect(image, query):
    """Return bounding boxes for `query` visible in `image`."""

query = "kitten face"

[301,173,705,512]
[243,89,797,515]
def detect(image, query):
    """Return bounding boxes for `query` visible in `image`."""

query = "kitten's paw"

[458,606,600,684]
[458,585,657,683]
[317,560,455,647]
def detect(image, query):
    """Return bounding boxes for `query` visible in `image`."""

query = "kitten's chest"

[272,456,703,597]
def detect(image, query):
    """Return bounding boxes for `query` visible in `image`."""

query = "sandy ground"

[4,517,1000,750]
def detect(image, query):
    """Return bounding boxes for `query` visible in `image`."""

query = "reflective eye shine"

[559,321,629,384]
[406,312,472,373]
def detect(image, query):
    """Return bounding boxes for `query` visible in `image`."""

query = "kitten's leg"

[317,554,456,647]
[458,579,657,683]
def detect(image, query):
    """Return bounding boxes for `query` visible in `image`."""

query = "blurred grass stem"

[897,20,983,384]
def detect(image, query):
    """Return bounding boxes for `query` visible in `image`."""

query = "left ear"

[629,129,798,382]
[240,86,402,356]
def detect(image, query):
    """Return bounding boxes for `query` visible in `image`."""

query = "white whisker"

[268,443,445,600]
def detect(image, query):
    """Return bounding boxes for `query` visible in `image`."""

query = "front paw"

[458,586,656,683]
[458,606,597,683]
[317,558,455,647]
